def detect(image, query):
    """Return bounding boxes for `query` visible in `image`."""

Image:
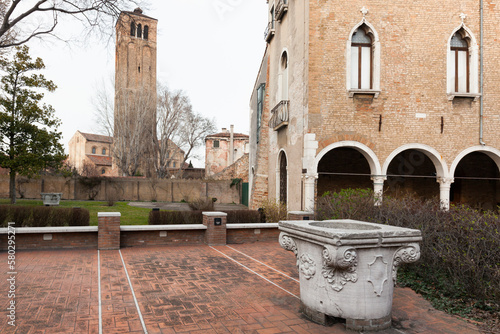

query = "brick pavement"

[1,242,482,333]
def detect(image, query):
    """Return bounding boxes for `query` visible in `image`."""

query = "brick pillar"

[203,211,227,246]
[98,212,121,250]
[287,211,314,221]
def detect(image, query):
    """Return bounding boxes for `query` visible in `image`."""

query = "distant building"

[68,131,113,176]
[68,131,185,177]
[205,125,249,178]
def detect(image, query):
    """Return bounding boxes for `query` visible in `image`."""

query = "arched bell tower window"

[130,22,136,36]
[137,24,142,38]
[144,25,149,40]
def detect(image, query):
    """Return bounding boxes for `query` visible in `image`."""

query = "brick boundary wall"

[202,212,227,246]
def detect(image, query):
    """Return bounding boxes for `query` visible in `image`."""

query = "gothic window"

[279,151,287,206]
[130,22,136,36]
[450,31,469,93]
[137,24,142,38]
[351,26,372,89]
[101,169,105,175]
[144,25,149,40]
[446,25,479,99]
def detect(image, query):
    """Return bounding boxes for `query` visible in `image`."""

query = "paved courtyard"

[1,241,480,333]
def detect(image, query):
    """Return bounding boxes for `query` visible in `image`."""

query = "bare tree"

[0,0,145,49]
[155,85,216,178]
[113,88,155,176]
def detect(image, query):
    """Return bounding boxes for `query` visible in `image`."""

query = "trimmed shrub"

[149,210,203,225]
[11,206,32,226]
[258,199,287,223]
[0,205,10,227]
[32,206,51,227]
[70,207,90,226]
[316,189,500,306]
[225,210,260,224]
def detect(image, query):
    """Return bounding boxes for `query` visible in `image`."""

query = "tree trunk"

[9,169,16,204]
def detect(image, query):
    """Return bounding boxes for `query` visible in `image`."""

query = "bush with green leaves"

[0,205,89,227]
[149,210,203,225]
[316,189,499,311]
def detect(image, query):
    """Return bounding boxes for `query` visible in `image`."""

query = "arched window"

[346,20,380,97]
[137,24,142,38]
[130,22,136,36]
[350,26,372,89]
[446,25,479,99]
[279,51,288,101]
[92,147,96,154]
[278,151,287,205]
[450,32,469,92]
[144,25,149,40]
[101,169,106,175]
[102,148,106,155]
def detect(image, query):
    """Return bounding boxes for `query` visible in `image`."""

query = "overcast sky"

[24,0,268,167]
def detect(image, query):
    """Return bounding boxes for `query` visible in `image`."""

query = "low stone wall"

[0,213,281,251]
[1,175,242,203]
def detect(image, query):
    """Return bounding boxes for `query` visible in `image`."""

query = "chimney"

[222,128,227,133]
[229,125,234,165]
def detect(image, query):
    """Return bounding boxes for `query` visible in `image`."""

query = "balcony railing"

[275,0,288,21]
[269,100,289,131]
[264,21,275,42]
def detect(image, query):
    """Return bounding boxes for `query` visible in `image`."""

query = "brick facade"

[98,213,121,250]
[250,1,500,211]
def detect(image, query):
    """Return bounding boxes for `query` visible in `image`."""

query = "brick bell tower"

[114,8,157,176]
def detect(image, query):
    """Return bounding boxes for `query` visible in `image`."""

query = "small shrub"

[0,205,10,227]
[10,206,32,226]
[226,210,260,224]
[70,208,90,226]
[32,206,51,227]
[149,210,203,225]
[258,199,287,223]
[188,198,215,211]
[50,208,72,226]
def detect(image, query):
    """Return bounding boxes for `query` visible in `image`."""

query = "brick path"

[1,242,481,333]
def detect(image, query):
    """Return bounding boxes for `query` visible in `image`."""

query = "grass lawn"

[0,199,152,225]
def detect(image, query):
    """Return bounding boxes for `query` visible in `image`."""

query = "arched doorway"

[317,147,372,197]
[451,152,500,210]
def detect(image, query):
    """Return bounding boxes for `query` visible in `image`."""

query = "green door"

[242,182,249,206]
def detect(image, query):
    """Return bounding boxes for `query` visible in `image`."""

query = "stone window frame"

[213,140,220,148]
[102,148,106,155]
[446,23,480,101]
[91,146,96,154]
[346,18,381,98]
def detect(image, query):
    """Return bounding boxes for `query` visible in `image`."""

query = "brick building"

[249,1,500,211]
[68,131,113,176]
[205,125,249,178]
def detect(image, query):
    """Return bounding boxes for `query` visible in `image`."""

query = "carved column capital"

[392,243,421,281]
[322,245,358,291]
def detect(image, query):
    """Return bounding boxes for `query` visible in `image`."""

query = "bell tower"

[114,8,157,175]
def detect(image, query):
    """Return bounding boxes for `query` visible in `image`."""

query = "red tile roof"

[206,132,249,139]
[86,155,112,166]
[80,132,113,144]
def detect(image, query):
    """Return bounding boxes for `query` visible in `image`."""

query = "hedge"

[0,205,90,227]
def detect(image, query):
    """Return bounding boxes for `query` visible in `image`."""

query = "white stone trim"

[0,226,98,234]
[450,145,500,177]
[120,225,207,231]
[98,212,121,217]
[202,211,228,217]
[226,223,279,229]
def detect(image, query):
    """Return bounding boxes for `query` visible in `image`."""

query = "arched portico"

[305,141,383,210]
[450,146,500,210]
[383,144,450,209]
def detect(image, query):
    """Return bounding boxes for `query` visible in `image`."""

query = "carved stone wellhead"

[279,220,422,332]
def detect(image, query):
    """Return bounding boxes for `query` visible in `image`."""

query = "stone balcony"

[264,21,275,42]
[275,0,288,21]
[269,100,289,131]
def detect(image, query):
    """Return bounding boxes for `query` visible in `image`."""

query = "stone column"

[98,212,121,250]
[203,211,227,246]
[371,176,386,206]
[437,178,454,211]
[303,174,318,212]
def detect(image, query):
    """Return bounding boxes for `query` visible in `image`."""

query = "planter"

[279,219,422,331]
[41,193,62,206]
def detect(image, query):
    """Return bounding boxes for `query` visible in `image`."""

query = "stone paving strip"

[1,242,482,334]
